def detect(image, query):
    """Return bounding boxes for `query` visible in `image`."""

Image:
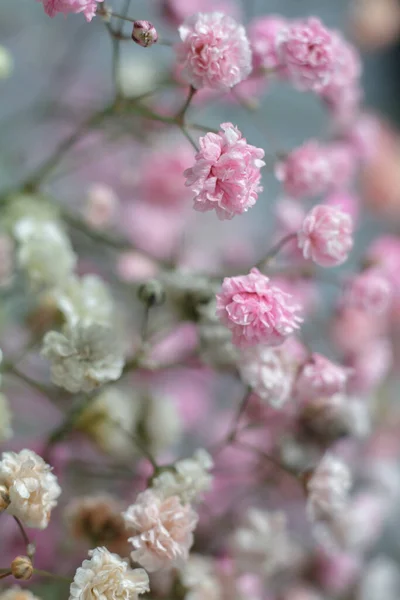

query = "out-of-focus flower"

[176,12,252,90]
[295,353,350,402]
[306,454,351,524]
[298,205,353,267]
[162,0,237,26]
[65,495,129,555]
[238,343,296,408]
[277,18,336,91]
[0,449,61,529]
[343,269,392,314]
[151,449,213,504]
[132,21,158,47]
[53,274,114,327]
[14,218,76,290]
[0,393,12,443]
[232,508,300,576]
[248,16,287,71]
[0,46,13,79]
[180,554,221,600]
[0,588,41,600]
[42,322,124,393]
[84,183,119,230]
[123,489,198,571]
[38,0,103,22]
[216,268,303,348]
[69,547,149,600]
[346,337,392,394]
[184,122,265,220]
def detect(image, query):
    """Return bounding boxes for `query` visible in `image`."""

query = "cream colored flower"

[181,554,222,600]
[0,392,12,442]
[42,322,124,393]
[53,274,114,327]
[0,449,61,529]
[152,449,213,504]
[69,547,149,600]
[0,586,41,600]
[123,489,198,572]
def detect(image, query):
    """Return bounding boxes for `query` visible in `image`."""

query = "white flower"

[69,547,149,600]
[306,454,351,528]
[145,393,182,455]
[0,587,41,600]
[0,393,13,442]
[123,489,198,572]
[0,449,61,529]
[42,322,125,393]
[15,218,76,290]
[152,449,213,504]
[53,274,114,327]
[232,508,300,576]
[180,554,222,600]
[238,345,294,407]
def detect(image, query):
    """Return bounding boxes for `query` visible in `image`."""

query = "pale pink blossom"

[325,192,360,222]
[298,205,353,267]
[176,12,252,90]
[306,454,352,523]
[248,16,287,71]
[315,550,361,595]
[132,21,158,48]
[275,141,334,199]
[184,123,265,220]
[274,198,306,260]
[123,490,198,572]
[295,353,350,402]
[322,83,362,127]
[162,0,237,27]
[331,306,386,354]
[117,252,159,283]
[38,0,103,21]
[346,338,392,394]
[216,268,303,348]
[84,183,118,230]
[343,269,392,314]
[276,18,336,92]
[328,143,357,191]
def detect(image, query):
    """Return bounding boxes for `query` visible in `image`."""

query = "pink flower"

[184,123,265,220]
[298,205,353,267]
[295,353,350,402]
[132,21,158,47]
[216,268,303,348]
[343,269,392,314]
[346,338,392,394]
[176,12,252,90]
[276,18,336,92]
[162,0,238,26]
[123,489,198,572]
[275,141,334,199]
[328,143,357,192]
[248,16,287,71]
[38,0,103,21]
[84,183,119,230]
[325,192,360,223]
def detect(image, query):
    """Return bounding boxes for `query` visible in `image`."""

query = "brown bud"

[0,484,10,512]
[11,556,33,581]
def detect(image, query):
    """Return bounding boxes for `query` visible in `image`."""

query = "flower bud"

[138,279,165,307]
[132,20,158,47]
[11,556,33,580]
[0,484,10,512]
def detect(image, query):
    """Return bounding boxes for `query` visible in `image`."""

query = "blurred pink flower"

[295,353,350,402]
[343,269,392,315]
[162,0,238,26]
[298,205,353,267]
[216,268,303,348]
[248,15,287,71]
[184,123,265,220]
[38,0,103,21]
[176,12,252,90]
[346,337,392,394]
[84,183,119,230]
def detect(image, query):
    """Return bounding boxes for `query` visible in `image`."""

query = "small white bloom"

[69,547,149,600]
[0,449,61,529]
[181,554,222,600]
[152,449,213,504]
[232,508,300,576]
[0,46,13,79]
[15,218,76,289]
[0,587,41,600]
[42,322,125,393]
[53,274,114,327]
[0,393,13,442]
[307,454,352,523]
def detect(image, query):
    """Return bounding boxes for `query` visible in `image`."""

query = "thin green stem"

[179,126,199,151]
[256,232,297,270]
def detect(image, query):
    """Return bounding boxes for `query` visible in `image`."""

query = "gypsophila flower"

[38,0,103,22]
[306,454,352,523]
[0,588,41,600]
[248,16,287,71]
[0,449,61,529]
[14,218,76,290]
[69,547,149,600]
[276,18,336,92]
[238,344,295,407]
[42,322,124,393]
[180,554,221,600]
[298,205,353,267]
[123,489,198,572]
[132,21,158,47]
[151,449,213,504]
[294,353,350,402]
[216,268,303,348]
[232,509,300,576]
[176,12,252,90]
[343,269,392,314]
[53,274,114,327]
[184,123,265,220]
[0,392,13,442]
